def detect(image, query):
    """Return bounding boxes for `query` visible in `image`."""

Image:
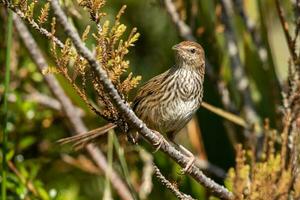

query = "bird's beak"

[172,44,180,51]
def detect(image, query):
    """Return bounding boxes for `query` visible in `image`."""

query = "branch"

[293,0,300,57]
[49,0,233,199]
[3,3,64,48]
[152,164,196,200]
[275,0,298,62]
[219,0,259,126]
[13,15,134,200]
[163,0,195,41]
[202,102,246,128]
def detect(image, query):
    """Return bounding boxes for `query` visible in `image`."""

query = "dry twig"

[275,0,298,62]
[153,164,196,200]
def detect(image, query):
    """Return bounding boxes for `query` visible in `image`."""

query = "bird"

[58,41,205,172]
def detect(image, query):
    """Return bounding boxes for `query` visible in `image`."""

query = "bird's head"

[172,41,205,71]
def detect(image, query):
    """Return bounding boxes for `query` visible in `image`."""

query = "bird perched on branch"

[59,41,205,172]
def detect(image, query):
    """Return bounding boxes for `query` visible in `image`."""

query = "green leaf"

[19,136,36,151]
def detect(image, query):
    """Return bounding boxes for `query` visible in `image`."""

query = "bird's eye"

[190,48,196,53]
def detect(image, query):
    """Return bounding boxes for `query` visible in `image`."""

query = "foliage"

[44,0,141,124]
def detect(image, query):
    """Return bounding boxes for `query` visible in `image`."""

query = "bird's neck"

[175,61,205,80]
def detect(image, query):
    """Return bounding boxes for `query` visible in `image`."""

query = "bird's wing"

[132,69,172,111]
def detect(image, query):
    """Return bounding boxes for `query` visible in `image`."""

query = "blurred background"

[0,0,296,199]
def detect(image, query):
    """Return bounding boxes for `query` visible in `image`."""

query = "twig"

[202,101,246,128]
[163,0,194,41]
[293,0,300,57]
[138,149,154,199]
[219,0,259,126]
[2,2,64,48]
[50,0,233,199]
[13,15,134,200]
[275,0,298,62]
[152,164,196,200]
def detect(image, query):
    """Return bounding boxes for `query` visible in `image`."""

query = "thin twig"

[153,164,196,200]
[275,0,298,62]
[50,0,233,199]
[13,15,134,200]
[3,2,64,48]
[202,101,247,128]
[163,0,195,40]
[292,0,300,59]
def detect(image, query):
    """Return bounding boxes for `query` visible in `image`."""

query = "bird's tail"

[57,123,117,150]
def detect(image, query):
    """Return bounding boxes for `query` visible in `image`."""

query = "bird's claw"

[180,156,195,174]
[152,131,166,153]
[177,144,196,174]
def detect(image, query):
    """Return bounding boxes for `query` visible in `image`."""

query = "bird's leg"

[168,136,195,174]
[152,130,168,153]
[178,144,195,174]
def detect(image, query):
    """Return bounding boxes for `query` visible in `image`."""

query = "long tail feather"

[57,123,117,149]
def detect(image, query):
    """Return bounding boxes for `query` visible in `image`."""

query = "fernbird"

[59,41,205,172]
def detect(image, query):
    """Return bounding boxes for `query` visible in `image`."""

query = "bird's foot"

[152,130,167,153]
[181,156,196,174]
[179,145,195,174]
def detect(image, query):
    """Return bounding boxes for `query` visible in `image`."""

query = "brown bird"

[59,41,205,172]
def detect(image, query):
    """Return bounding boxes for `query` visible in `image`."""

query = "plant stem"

[113,133,138,200]
[2,9,13,200]
[104,130,114,200]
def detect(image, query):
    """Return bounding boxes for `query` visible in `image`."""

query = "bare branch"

[13,15,134,200]
[153,164,196,200]
[49,0,233,199]
[163,0,195,41]
[275,0,298,62]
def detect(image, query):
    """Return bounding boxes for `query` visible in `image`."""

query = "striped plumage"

[132,41,205,141]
